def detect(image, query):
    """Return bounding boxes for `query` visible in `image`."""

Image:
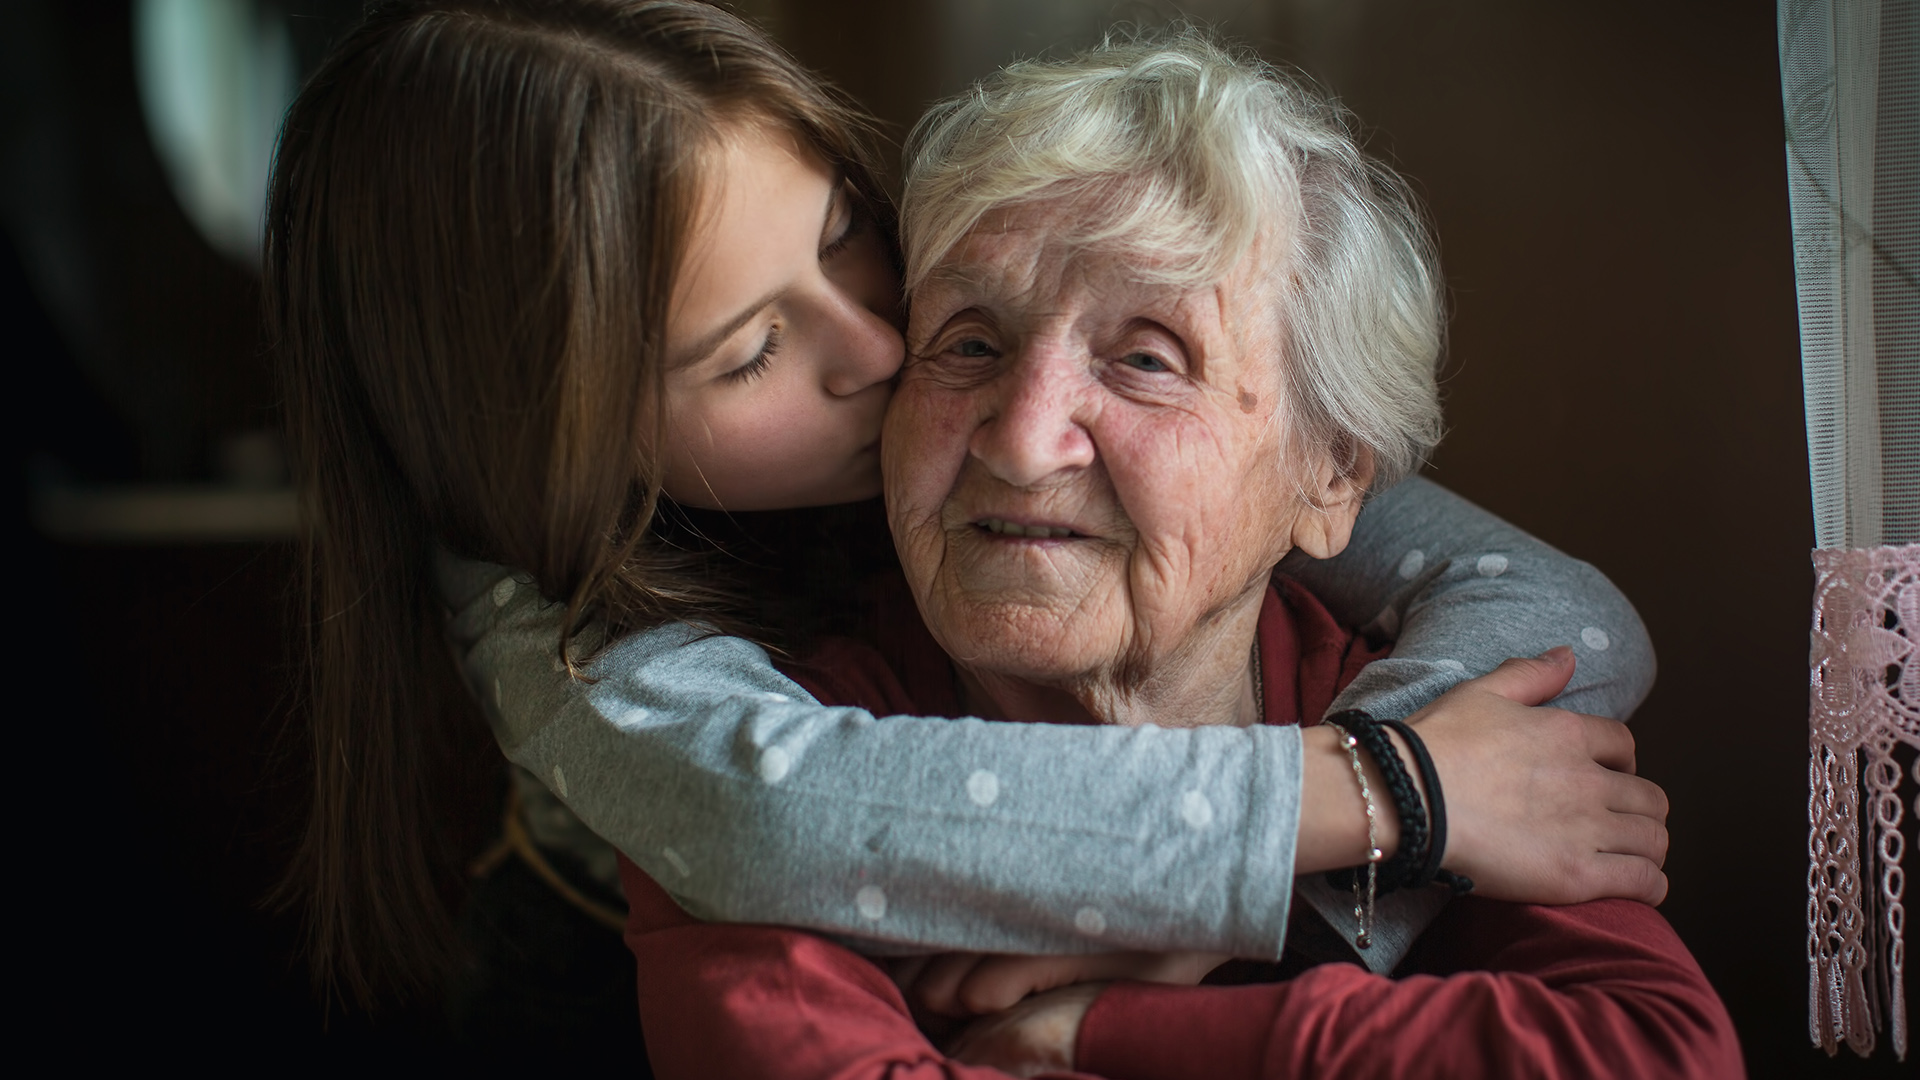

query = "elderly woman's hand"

[1301,645,1671,906]
[943,982,1106,1078]
[891,950,1228,1018]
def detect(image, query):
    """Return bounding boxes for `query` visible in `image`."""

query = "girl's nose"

[825,294,905,397]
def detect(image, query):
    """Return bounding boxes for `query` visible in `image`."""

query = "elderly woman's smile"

[883,196,1358,728]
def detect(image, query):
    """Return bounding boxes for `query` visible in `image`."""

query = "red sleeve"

[1074,897,1742,1080]
[619,854,1099,1080]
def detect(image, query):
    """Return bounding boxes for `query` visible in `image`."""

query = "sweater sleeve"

[445,561,1302,960]
[1074,897,1743,1080]
[1280,476,1656,724]
[618,855,1099,1080]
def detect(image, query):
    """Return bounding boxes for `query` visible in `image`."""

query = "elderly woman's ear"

[1289,440,1376,561]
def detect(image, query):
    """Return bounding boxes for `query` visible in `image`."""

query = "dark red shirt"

[618,579,1741,1079]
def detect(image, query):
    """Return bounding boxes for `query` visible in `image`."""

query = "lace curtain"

[1783,0,1919,1060]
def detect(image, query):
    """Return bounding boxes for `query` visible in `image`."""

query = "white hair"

[901,30,1445,491]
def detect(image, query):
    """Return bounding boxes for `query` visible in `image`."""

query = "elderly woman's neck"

[955,595,1266,729]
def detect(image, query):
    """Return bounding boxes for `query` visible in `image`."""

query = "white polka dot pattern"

[1180,790,1214,829]
[1397,549,1426,579]
[491,577,516,608]
[551,763,569,798]
[662,846,691,878]
[855,885,887,920]
[758,746,791,784]
[966,769,1000,807]
[1074,907,1107,936]
[1476,553,1509,577]
[1581,627,1611,651]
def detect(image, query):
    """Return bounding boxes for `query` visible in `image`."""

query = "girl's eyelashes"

[725,325,782,384]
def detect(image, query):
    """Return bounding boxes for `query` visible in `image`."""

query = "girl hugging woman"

[268,1,1730,1074]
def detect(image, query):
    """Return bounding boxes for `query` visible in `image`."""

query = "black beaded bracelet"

[1323,709,1428,894]
[1379,717,1471,894]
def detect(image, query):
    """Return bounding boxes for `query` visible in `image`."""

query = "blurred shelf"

[32,485,298,543]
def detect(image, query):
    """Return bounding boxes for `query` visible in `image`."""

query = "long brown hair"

[265,0,890,1009]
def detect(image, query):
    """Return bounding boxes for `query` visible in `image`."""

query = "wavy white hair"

[901,30,1445,491]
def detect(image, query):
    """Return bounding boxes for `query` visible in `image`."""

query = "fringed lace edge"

[1809,542,1917,1060]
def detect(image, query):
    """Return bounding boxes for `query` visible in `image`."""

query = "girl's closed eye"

[726,325,782,383]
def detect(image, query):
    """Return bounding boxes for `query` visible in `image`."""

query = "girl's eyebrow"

[670,287,786,371]
[670,186,840,372]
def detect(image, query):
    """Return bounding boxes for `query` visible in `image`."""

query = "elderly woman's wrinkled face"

[885,197,1340,698]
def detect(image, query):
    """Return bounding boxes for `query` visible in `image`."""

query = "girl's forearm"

[449,572,1306,958]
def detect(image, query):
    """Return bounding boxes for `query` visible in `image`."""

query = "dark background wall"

[6,0,1909,1074]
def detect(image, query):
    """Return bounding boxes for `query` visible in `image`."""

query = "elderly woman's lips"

[975,517,1083,539]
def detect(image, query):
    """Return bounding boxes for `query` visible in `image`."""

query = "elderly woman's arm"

[619,850,1739,1080]
[617,855,1090,1080]
[1067,898,1742,1080]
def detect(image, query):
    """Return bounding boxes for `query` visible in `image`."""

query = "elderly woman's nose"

[967,349,1096,487]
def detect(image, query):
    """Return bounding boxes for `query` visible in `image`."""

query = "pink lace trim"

[1809,543,1919,1059]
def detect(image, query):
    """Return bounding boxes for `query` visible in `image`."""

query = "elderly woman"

[615,33,1740,1080]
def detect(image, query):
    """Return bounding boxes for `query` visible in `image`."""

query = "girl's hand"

[944,982,1105,1078]
[1408,646,1672,905]
[890,950,1227,1017]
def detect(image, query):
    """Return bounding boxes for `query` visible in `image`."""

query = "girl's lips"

[975,517,1085,539]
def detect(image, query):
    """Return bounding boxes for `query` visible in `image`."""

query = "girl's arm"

[442,478,1654,957]
[1277,477,1658,972]
[1281,476,1655,722]
[449,563,1307,959]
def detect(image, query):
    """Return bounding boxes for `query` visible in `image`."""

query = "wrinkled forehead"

[920,203,1127,296]
[915,197,1281,342]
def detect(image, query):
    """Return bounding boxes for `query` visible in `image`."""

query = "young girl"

[267,0,1666,1020]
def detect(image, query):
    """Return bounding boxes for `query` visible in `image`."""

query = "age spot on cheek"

[1237,387,1258,413]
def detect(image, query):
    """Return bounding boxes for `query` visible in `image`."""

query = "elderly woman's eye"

[952,339,998,358]
[1120,352,1170,373]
